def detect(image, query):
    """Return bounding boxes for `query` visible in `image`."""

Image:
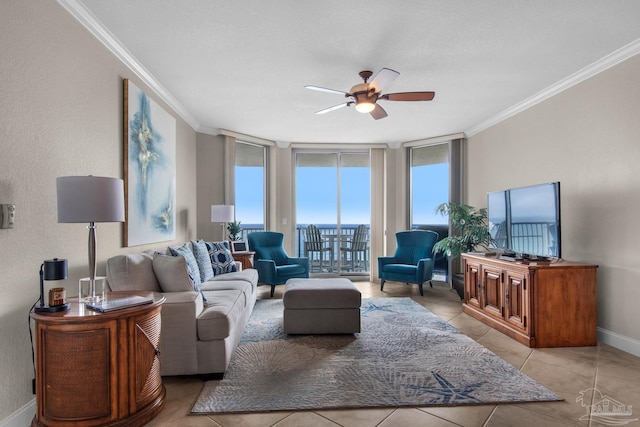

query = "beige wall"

[467,54,640,347]
[196,133,227,241]
[0,1,197,419]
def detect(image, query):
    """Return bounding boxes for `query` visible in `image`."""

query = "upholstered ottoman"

[283,278,361,334]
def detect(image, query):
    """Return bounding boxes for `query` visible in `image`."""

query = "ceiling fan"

[305,68,435,120]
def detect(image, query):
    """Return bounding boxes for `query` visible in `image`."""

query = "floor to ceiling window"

[234,141,267,238]
[409,142,449,279]
[295,151,370,277]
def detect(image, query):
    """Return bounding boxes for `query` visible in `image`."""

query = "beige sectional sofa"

[106,241,258,379]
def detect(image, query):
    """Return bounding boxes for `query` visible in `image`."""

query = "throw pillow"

[168,244,202,292]
[191,239,214,282]
[206,241,238,275]
[152,254,194,292]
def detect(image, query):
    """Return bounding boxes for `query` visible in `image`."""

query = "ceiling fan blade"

[305,85,348,96]
[369,68,400,93]
[370,104,388,120]
[381,91,436,101]
[315,102,350,115]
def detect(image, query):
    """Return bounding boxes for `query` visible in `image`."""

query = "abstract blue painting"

[124,79,176,246]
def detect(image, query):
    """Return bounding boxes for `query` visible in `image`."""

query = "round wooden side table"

[30,291,166,427]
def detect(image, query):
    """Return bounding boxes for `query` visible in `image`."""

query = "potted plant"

[433,202,493,299]
[433,203,493,258]
[226,221,243,241]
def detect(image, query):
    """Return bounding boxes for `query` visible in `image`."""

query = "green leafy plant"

[432,202,493,258]
[226,221,243,241]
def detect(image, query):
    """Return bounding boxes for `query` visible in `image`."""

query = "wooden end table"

[232,251,254,270]
[30,291,166,427]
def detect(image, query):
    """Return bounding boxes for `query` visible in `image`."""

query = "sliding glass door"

[295,151,370,277]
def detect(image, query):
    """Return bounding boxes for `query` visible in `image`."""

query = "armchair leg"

[418,283,424,296]
[429,280,433,288]
[380,279,385,292]
[270,285,275,298]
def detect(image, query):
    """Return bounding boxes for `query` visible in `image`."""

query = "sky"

[234,162,449,227]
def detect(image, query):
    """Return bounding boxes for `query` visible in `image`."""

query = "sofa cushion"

[106,253,161,292]
[209,269,258,286]
[191,239,215,282]
[197,289,245,340]
[169,243,202,291]
[152,254,195,292]
[206,241,238,275]
[201,278,256,306]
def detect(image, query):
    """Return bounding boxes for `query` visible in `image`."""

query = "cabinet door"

[481,265,503,320]
[504,270,528,332]
[128,308,163,413]
[37,320,119,426]
[464,260,482,309]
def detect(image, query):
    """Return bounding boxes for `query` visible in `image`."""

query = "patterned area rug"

[191,297,561,414]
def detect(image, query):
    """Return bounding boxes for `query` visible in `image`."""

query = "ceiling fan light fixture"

[355,101,375,113]
[353,90,376,113]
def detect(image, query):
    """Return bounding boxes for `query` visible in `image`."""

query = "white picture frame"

[231,240,248,253]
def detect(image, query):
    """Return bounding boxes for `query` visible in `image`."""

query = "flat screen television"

[487,182,561,260]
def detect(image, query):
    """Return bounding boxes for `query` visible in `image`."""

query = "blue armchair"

[247,231,309,297]
[378,230,439,296]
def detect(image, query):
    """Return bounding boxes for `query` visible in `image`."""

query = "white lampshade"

[57,176,125,223]
[211,205,234,223]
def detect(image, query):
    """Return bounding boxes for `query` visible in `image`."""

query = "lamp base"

[34,303,70,313]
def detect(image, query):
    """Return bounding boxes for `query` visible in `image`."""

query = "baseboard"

[598,327,640,357]
[0,398,35,427]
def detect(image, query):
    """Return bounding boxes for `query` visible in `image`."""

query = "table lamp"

[211,204,234,240]
[56,176,125,302]
[35,258,69,313]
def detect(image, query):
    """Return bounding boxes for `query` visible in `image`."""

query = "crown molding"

[57,0,200,131]
[402,132,466,148]
[465,37,640,137]
[197,126,221,136]
[219,129,276,146]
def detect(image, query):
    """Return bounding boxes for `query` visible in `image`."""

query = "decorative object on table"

[432,202,493,259]
[123,78,176,247]
[78,276,106,303]
[226,220,243,241]
[35,258,69,313]
[230,240,248,253]
[191,298,561,415]
[211,204,234,240]
[56,176,125,303]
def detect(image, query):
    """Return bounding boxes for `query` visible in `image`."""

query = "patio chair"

[304,224,333,272]
[339,224,369,272]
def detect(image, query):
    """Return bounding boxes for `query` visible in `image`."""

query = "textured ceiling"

[69,0,640,145]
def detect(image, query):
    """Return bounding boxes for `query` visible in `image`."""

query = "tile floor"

[146,281,640,427]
